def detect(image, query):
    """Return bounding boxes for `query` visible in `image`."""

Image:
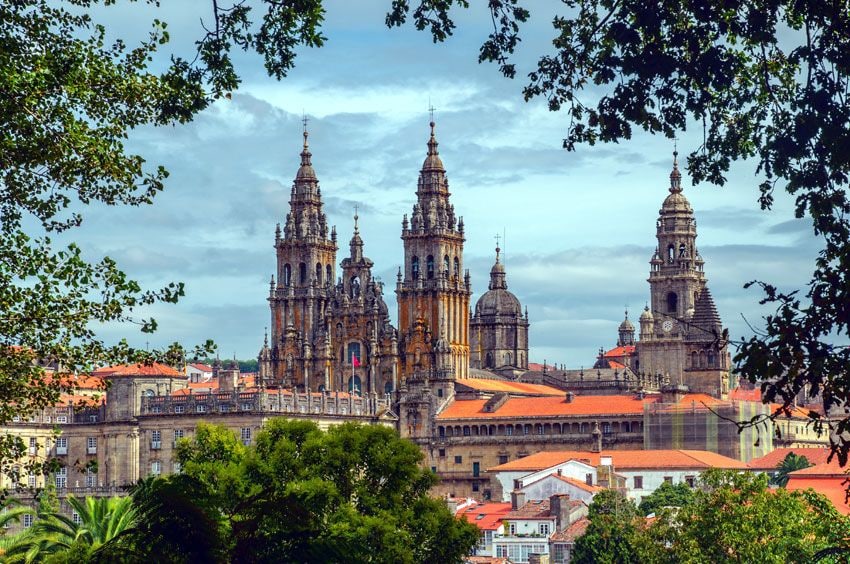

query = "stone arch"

[667,292,678,313]
[299,262,307,285]
[411,256,420,279]
[283,263,292,286]
[454,256,460,277]
[426,255,435,279]
[326,264,332,284]
[315,262,322,284]
[443,254,450,277]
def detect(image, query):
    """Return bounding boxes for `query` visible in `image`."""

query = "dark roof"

[690,287,722,337]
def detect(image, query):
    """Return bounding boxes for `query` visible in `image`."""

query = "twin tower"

[257,122,525,394]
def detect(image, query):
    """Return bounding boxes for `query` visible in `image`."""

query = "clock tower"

[636,151,731,397]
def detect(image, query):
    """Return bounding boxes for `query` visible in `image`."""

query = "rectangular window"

[195,404,207,413]
[634,476,644,489]
[29,437,37,456]
[173,461,182,474]
[499,455,509,464]
[241,402,252,411]
[509,522,517,535]
[685,475,696,487]
[56,415,68,424]
[55,437,68,455]
[72,512,81,525]
[89,415,97,423]
[174,405,185,414]
[151,461,162,476]
[85,469,96,488]
[347,342,361,364]
[664,476,673,484]
[585,473,593,486]
[23,514,33,528]
[472,480,479,492]
[151,430,162,449]
[55,467,67,489]
[240,427,252,446]
[505,426,513,436]
[173,429,184,447]
[473,462,480,477]
[27,473,36,488]
[150,405,162,414]
[454,455,462,464]
[539,523,550,536]
[438,449,446,457]
[86,437,97,455]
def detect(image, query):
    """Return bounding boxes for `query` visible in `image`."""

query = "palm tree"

[0,499,35,559]
[4,495,138,562]
[772,452,813,487]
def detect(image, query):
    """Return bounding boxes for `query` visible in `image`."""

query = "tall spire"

[422,120,445,172]
[489,241,507,290]
[669,147,682,194]
[296,119,316,182]
[349,206,364,260]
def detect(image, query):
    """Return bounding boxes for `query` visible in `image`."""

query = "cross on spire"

[428,103,436,124]
[302,112,309,133]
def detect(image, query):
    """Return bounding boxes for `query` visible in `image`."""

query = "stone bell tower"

[396,120,471,387]
[637,151,731,397]
[266,126,338,390]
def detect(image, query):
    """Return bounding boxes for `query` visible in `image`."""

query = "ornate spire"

[295,122,317,183]
[349,207,363,260]
[669,148,682,193]
[489,241,507,290]
[422,120,445,172]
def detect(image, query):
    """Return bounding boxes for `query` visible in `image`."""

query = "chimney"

[511,490,526,510]
[565,391,574,403]
[445,496,459,515]
[550,493,572,532]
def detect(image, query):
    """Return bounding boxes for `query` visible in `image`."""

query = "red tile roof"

[549,473,602,493]
[189,363,214,372]
[489,449,747,473]
[437,394,649,420]
[56,393,104,407]
[607,360,627,370]
[729,387,762,402]
[93,363,183,378]
[747,448,831,470]
[786,469,850,514]
[604,346,635,358]
[456,502,512,531]
[549,516,590,543]
[43,373,104,390]
[504,499,553,520]
[457,379,565,396]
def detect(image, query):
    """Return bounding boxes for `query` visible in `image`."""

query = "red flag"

[352,355,360,368]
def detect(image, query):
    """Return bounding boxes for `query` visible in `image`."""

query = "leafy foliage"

[572,489,642,564]
[772,452,813,487]
[637,480,695,516]
[121,420,480,563]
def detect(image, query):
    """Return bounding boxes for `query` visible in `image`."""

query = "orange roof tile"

[488,449,747,473]
[93,363,183,378]
[748,448,831,470]
[505,499,554,520]
[604,346,635,358]
[549,473,603,493]
[43,373,104,390]
[189,363,214,372]
[56,393,104,407]
[787,475,850,514]
[437,394,650,420]
[729,387,763,402]
[456,502,512,531]
[457,379,565,396]
[607,360,627,370]
[549,516,590,543]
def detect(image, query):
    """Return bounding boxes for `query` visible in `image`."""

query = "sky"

[76,1,818,367]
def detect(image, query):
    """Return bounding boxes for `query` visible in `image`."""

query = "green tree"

[131,420,479,563]
[5,496,138,563]
[572,489,642,564]
[772,452,813,487]
[637,480,695,516]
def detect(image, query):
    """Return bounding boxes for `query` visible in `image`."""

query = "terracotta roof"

[787,459,846,476]
[189,363,214,372]
[748,448,831,470]
[57,393,104,407]
[549,516,590,543]
[607,360,626,370]
[549,473,603,493]
[729,387,762,402]
[604,346,636,358]
[786,474,850,514]
[43,373,104,390]
[93,363,183,378]
[465,557,509,564]
[456,502,512,531]
[437,394,650,420]
[504,499,553,520]
[456,379,565,396]
[489,449,747,473]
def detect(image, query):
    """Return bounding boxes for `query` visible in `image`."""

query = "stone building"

[470,244,530,377]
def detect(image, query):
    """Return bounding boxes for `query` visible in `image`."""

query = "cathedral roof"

[422,121,444,172]
[475,245,522,317]
[661,150,692,213]
[618,310,634,331]
[690,287,722,332]
[295,129,317,182]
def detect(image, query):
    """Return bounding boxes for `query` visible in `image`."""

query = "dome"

[619,317,635,331]
[422,121,445,171]
[475,287,522,317]
[639,306,654,322]
[661,191,692,213]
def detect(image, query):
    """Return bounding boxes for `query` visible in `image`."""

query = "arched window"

[699,351,706,368]
[667,244,675,262]
[505,352,512,366]
[443,255,450,277]
[315,262,322,284]
[299,262,307,285]
[348,376,361,394]
[667,292,678,313]
[283,264,292,286]
[411,256,420,279]
[691,351,699,368]
[679,243,687,257]
[486,352,493,368]
[426,255,435,279]
[350,276,360,298]
[454,256,460,277]
[707,350,716,367]
[326,264,332,284]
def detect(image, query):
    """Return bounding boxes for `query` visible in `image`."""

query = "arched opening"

[315,263,322,284]
[454,256,460,277]
[679,243,687,258]
[347,376,362,394]
[426,255,435,279]
[384,381,393,394]
[505,352,512,366]
[327,264,332,284]
[299,262,307,285]
[350,276,360,298]
[438,426,445,438]
[691,351,699,368]
[443,255,450,277]
[463,426,471,436]
[283,264,292,286]
[411,256,420,279]
[667,292,678,313]
[486,352,493,368]
[667,244,675,262]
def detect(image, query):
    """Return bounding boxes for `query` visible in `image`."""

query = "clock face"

[662,319,674,333]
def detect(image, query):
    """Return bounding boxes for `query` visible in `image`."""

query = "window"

[56,437,68,455]
[56,415,68,424]
[509,522,517,535]
[72,512,81,525]
[89,415,98,423]
[240,427,252,446]
[299,262,307,284]
[472,481,479,492]
[585,473,593,486]
[438,449,446,457]
[85,469,96,488]
[326,264,332,284]
[443,255,450,277]
[539,523,550,536]
[196,404,207,413]
[151,430,162,449]
[499,455,509,465]
[505,426,513,436]
[664,476,673,484]
[55,467,67,489]
[426,255,434,279]
[347,342,361,364]
[173,429,184,447]
[283,263,292,286]
[29,437,37,456]
[463,427,470,436]
[173,461,182,474]
[666,292,678,313]
[174,405,185,414]
[473,462,480,477]
[633,476,643,489]
[23,514,33,528]
[241,402,252,411]
[453,256,460,276]
[151,461,162,476]
[315,262,322,284]
[44,416,51,424]
[150,405,162,414]
[411,256,420,279]
[86,437,97,454]
[454,455,462,464]
[27,473,36,488]
[685,475,696,487]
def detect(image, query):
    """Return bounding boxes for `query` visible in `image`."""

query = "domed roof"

[295,130,317,182]
[619,312,635,331]
[661,150,692,213]
[475,245,522,316]
[422,121,445,171]
[639,305,654,321]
